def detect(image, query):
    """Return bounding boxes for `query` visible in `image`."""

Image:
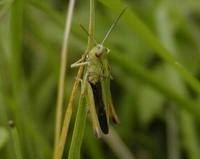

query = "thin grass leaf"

[8,121,23,159]
[54,0,76,151]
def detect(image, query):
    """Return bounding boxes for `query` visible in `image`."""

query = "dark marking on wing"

[90,81,109,134]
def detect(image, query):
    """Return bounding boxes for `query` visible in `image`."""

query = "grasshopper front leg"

[71,61,89,68]
[71,56,90,68]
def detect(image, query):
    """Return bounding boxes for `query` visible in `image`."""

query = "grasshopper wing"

[86,82,102,137]
[89,81,109,134]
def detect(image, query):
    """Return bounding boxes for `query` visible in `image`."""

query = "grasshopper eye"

[97,44,103,50]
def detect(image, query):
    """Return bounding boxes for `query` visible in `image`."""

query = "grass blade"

[54,0,76,151]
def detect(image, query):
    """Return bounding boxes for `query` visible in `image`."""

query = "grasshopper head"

[95,44,110,58]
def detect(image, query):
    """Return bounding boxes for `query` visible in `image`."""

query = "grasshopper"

[71,8,126,137]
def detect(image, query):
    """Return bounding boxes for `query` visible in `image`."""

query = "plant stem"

[180,111,200,159]
[102,127,135,159]
[10,0,23,103]
[68,0,95,158]
[54,0,76,153]
[87,0,95,50]
[68,95,87,159]
[54,65,84,159]
[8,121,23,159]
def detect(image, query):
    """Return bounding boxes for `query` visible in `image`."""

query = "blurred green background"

[1,0,200,158]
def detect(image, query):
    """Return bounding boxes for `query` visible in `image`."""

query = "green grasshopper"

[71,8,126,137]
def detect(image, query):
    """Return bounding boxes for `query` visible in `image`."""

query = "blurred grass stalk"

[8,121,23,159]
[54,0,75,156]
[103,127,135,159]
[8,0,25,158]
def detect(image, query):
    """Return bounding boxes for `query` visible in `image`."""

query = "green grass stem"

[8,121,23,159]
[68,0,95,158]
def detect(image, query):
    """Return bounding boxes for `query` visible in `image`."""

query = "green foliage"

[1,0,200,158]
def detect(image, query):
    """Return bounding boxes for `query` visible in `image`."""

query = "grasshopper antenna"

[80,24,98,45]
[101,7,127,45]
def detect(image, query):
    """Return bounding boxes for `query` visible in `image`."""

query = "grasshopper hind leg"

[90,81,109,134]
